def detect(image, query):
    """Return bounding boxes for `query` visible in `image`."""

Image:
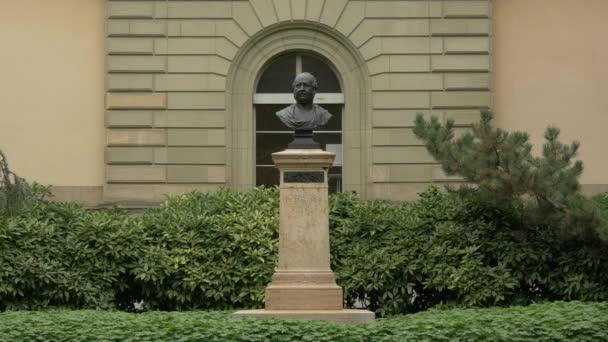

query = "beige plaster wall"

[493,0,608,187]
[0,0,105,188]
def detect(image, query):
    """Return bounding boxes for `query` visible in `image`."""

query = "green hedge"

[133,189,279,310]
[1,187,607,314]
[0,201,144,310]
[331,188,608,315]
[0,302,606,341]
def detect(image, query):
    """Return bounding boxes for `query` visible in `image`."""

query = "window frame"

[254,54,345,191]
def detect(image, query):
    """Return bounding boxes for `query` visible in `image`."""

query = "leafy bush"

[591,192,608,241]
[0,200,145,310]
[331,187,608,316]
[1,302,607,341]
[1,186,607,314]
[133,187,279,310]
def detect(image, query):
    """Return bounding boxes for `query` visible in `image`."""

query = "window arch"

[225,24,371,197]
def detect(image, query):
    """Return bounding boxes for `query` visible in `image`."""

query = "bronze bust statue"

[276,72,332,149]
[276,72,332,130]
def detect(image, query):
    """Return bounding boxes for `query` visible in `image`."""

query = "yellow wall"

[493,0,608,187]
[0,0,105,187]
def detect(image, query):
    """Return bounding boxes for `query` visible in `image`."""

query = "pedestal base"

[232,309,375,324]
[266,284,343,310]
[265,271,343,310]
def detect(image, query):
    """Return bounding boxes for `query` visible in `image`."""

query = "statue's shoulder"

[313,104,332,124]
[276,104,297,128]
[314,104,330,114]
[276,104,295,118]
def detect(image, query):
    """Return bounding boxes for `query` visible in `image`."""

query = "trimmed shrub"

[133,187,279,310]
[331,187,608,316]
[0,200,145,310]
[1,186,607,314]
[0,302,607,341]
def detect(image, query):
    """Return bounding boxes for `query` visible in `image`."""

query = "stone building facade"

[103,0,492,203]
[1,0,607,206]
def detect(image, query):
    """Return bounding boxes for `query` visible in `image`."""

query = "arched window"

[254,53,343,193]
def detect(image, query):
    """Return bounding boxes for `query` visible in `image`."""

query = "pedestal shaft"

[278,184,330,272]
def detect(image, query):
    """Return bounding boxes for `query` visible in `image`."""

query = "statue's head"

[292,72,318,105]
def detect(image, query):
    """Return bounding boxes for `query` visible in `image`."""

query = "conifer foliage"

[0,150,31,216]
[413,110,607,241]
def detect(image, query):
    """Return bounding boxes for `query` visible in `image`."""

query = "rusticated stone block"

[106,93,166,110]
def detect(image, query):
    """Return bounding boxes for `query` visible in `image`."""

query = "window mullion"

[296,55,302,74]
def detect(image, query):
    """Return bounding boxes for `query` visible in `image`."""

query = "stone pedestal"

[233,149,374,324]
[266,149,342,310]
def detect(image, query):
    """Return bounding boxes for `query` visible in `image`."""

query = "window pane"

[328,166,342,194]
[256,133,292,165]
[313,132,342,151]
[256,104,291,131]
[256,55,296,93]
[256,167,280,188]
[302,55,341,93]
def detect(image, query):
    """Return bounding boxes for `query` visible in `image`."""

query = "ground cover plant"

[0,302,606,341]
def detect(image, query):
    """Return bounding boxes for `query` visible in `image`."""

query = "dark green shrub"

[1,302,606,341]
[0,200,145,310]
[133,187,279,310]
[1,186,607,315]
[331,187,608,316]
[591,193,608,241]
